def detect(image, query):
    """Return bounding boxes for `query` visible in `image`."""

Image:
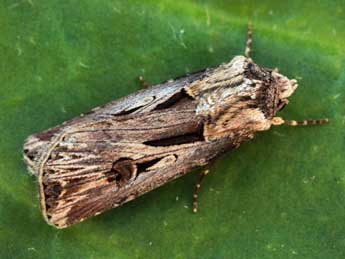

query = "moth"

[23,25,328,228]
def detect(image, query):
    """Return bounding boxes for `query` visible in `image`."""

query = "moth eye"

[277,100,287,111]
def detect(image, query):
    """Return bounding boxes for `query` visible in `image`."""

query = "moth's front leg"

[192,160,218,213]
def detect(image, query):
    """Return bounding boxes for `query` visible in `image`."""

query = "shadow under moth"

[23,25,328,228]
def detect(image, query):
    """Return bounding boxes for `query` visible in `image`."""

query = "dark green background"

[1,0,344,258]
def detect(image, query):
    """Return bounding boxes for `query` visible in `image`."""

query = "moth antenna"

[272,117,329,126]
[244,23,253,59]
[192,168,210,213]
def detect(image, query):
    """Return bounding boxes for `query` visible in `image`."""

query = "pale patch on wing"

[186,55,247,97]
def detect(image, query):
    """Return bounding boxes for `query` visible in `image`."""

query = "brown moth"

[23,25,328,228]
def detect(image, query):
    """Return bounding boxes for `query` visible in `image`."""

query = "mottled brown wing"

[38,108,234,228]
[23,69,233,228]
[24,55,279,228]
[23,69,210,175]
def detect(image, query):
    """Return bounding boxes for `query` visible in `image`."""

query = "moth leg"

[192,167,210,213]
[244,23,253,58]
[138,76,150,88]
[271,117,329,126]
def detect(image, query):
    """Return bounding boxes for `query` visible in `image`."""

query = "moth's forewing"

[38,109,234,228]
[24,56,281,228]
[23,72,206,177]
[25,72,226,228]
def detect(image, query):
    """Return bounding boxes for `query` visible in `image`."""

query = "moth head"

[272,70,298,110]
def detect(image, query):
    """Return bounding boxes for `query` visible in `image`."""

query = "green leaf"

[1,0,344,258]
